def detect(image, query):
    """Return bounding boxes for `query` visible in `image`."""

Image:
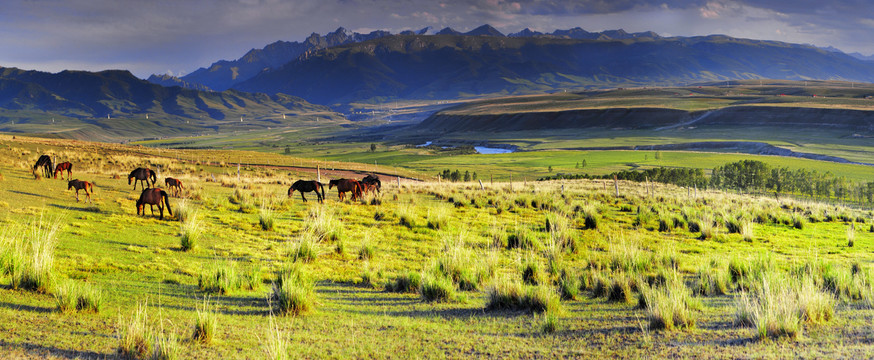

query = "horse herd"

[31,155,384,220]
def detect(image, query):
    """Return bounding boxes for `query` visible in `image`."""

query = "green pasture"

[3,137,874,357]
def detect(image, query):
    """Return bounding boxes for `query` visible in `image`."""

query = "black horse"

[361,174,381,194]
[288,180,325,203]
[128,168,156,190]
[67,179,94,203]
[136,188,172,219]
[33,155,53,179]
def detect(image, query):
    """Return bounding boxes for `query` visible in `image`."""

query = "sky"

[2,0,874,79]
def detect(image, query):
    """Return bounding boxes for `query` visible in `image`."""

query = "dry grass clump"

[262,315,289,360]
[289,231,320,263]
[272,265,316,316]
[1,215,62,293]
[179,207,203,252]
[193,297,217,344]
[734,272,835,340]
[303,207,342,242]
[641,274,701,331]
[117,302,152,359]
[485,277,562,314]
[54,280,103,313]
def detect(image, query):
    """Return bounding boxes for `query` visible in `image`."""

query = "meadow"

[2,134,874,358]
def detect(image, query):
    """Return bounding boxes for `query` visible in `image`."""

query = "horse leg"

[158,203,164,219]
[75,189,80,202]
[300,192,307,202]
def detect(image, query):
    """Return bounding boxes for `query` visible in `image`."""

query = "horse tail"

[162,191,172,216]
[88,182,94,194]
[319,183,326,200]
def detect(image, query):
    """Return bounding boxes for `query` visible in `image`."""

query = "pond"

[475,146,514,154]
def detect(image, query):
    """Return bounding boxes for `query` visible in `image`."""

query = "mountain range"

[147,25,664,94]
[0,67,340,140]
[145,25,874,106]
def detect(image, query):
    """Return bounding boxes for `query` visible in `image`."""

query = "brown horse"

[128,168,156,190]
[33,155,53,179]
[136,188,172,219]
[288,180,325,203]
[165,177,183,197]
[361,174,381,194]
[67,179,93,203]
[328,179,362,201]
[54,162,72,180]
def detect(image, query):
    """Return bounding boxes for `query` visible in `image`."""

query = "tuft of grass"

[272,265,316,316]
[419,272,458,302]
[426,206,450,230]
[541,309,559,334]
[151,328,181,360]
[193,297,217,344]
[117,302,152,359]
[694,263,731,296]
[289,231,320,263]
[262,315,289,360]
[259,204,275,231]
[4,216,62,293]
[847,222,856,247]
[486,277,562,314]
[641,270,700,331]
[735,272,834,341]
[558,269,580,300]
[179,210,203,252]
[397,204,417,229]
[198,261,240,294]
[303,207,342,242]
[386,271,422,293]
[54,280,103,313]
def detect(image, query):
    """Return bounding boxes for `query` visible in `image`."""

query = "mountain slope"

[233,34,874,105]
[154,28,393,92]
[0,67,342,140]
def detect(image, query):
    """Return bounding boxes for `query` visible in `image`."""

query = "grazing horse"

[329,179,362,201]
[288,180,325,203]
[54,162,73,180]
[33,155,53,179]
[165,177,183,197]
[136,188,172,219]
[361,174,381,194]
[67,179,93,203]
[128,168,156,190]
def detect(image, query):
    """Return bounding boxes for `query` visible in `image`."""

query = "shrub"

[272,265,316,316]
[193,297,217,344]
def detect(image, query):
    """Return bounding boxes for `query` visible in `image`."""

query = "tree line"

[539,159,874,204]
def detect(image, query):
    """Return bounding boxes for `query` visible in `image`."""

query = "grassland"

[2,135,874,358]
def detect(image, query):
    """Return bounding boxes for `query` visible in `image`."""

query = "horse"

[288,180,325,203]
[329,179,362,201]
[128,168,156,190]
[32,155,53,179]
[361,174,381,194]
[54,162,73,180]
[136,188,172,219]
[67,179,93,203]
[165,177,183,197]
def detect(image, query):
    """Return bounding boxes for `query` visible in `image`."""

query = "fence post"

[479,179,485,191]
[613,175,619,197]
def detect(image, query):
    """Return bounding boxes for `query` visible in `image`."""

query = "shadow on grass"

[48,203,103,213]
[0,339,109,359]
[0,300,55,314]
[6,190,44,197]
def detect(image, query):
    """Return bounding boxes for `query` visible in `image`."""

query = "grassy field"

[3,135,874,358]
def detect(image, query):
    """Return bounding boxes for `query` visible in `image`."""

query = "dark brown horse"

[361,174,381,194]
[54,162,72,180]
[329,179,362,201]
[67,179,93,203]
[288,180,325,203]
[33,155,53,179]
[165,177,183,197]
[128,168,156,190]
[136,188,172,219]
